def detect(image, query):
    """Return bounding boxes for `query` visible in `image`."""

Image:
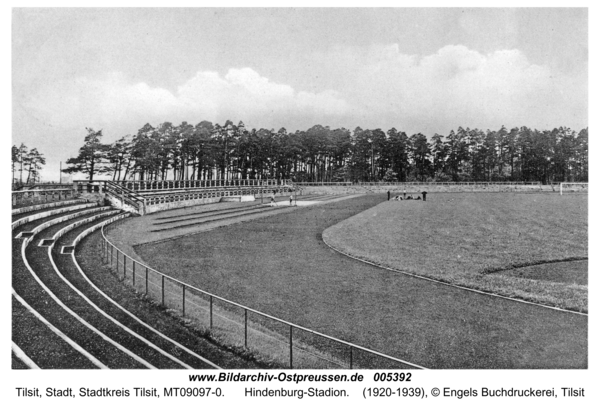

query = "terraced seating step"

[12,199,89,217]
[12,202,100,228]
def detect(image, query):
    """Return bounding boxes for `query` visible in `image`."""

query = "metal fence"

[100,222,425,370]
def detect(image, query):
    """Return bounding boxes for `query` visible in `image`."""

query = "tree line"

[12,143,46,186]
[62,121,588,184]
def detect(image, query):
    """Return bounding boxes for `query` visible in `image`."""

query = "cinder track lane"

[135,194,586,369]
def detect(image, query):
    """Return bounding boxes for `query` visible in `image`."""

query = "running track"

[131,194,587,369]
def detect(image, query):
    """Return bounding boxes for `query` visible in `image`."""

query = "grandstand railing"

[113,179,292,191]
[74,179,295,215]
[12,188,75,207]
[12,183,73,191]
[142,187,264,206]
[104,181,147,215]
[100,223,425,370]
[73,181,106,194]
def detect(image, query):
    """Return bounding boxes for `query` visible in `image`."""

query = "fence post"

[161,276,165,306]
[116,248,119,271]
[111,244,113,266]
[210,296,213,329]
[244,309,248,348]
[133,261,136,286]
[123,253,126,278]
[145,267,149,294]
[289,326,293,369]
[182,285,186,317]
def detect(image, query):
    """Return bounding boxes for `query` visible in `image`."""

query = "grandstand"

[73,179,295,215]
[11,180,421,369]
[11,193,265,369]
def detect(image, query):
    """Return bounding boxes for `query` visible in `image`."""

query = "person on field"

[387,190,390,201]
[290,194,293,206]
[271,192,276,205]
[403,189,406,199]
[415,195,421,200]
[406,195,413,200]
[422,191,428,201]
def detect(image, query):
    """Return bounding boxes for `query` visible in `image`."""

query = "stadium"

[11,180,587,369]
[11,8,589,378]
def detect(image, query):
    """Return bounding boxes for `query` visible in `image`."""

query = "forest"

[63,121,588,184]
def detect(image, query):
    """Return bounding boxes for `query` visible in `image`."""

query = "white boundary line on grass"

[19,237,157,369]
[322,239,588,317]
[12,289,108,369]
[66,223,221,369]
[47,236,196,370]
[11,341,40,369]
[29,206,112,238]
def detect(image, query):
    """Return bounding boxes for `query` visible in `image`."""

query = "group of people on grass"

[387,190,427,202]
[270,191,295,206]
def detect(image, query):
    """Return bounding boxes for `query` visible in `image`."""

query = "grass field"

[134,194,587,368]
[323,193,588,312]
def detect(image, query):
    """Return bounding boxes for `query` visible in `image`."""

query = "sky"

[11,7,589,182]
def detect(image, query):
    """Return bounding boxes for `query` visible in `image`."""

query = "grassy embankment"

[323,193,587,312]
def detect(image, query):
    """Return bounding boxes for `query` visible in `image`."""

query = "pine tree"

[62,128,108,181]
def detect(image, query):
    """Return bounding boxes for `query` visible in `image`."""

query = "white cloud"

[324,44,586,133]
[24,45,585,141]
[24,68,350,133]
[20,43,586,175]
